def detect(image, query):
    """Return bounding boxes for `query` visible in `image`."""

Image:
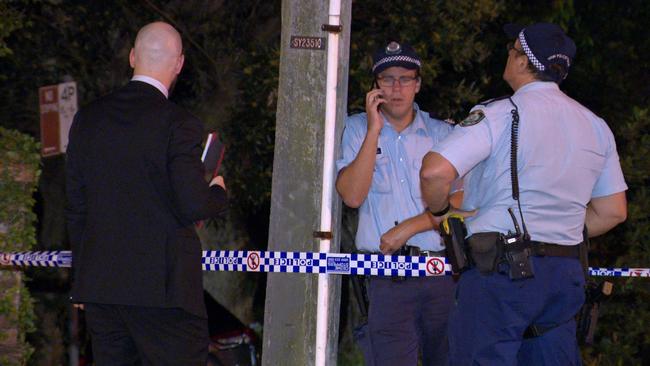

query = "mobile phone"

[371,79,383,112]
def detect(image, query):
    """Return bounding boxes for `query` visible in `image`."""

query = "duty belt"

[360,245,445,258]
[470,237,582,258]
[528,241,581,258]
[399,245,446,257]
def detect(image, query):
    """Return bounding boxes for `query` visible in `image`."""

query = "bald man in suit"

[65,22,227,365]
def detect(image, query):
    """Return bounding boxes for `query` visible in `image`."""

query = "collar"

[514,80,559,96]
[382,103,427,136]
[131,75,169,98]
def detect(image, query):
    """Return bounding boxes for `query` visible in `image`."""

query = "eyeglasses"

[376,75,418,87]
[507,41,526,56]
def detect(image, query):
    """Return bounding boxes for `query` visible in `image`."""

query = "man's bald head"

[129,22,184,88]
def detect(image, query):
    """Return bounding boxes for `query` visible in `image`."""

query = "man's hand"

[210,175,226,190]
[365,89,386,134]
[380,223,411,255]
[427,207,478,231]
[378,202,476,255]
[73,303,85,311]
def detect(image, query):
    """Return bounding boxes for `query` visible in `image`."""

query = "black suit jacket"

[65,81,227,317]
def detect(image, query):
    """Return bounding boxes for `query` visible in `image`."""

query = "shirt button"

[398,136,402,140]
[399,158,403,162]
[400,179,405,183]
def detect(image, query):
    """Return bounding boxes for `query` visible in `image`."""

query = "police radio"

[501,208,534,280]
[502,98,534,280]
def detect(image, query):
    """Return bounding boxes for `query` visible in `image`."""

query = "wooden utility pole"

[262,1,351,365]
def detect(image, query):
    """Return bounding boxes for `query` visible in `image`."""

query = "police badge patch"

[460,110,485,127]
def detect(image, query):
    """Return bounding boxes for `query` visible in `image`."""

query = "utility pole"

[262,1,351,365]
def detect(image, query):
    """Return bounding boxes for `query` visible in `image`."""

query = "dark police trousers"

[366,276,456,366]
[85,303,209,365]
[448,256,585,365]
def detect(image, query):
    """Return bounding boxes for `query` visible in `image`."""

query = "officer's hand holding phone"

[365,82,386,134]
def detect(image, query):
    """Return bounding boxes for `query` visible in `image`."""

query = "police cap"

[372,41,421,75]
[504,22,576,81]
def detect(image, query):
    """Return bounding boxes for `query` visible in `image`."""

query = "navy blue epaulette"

[477,95,511,106]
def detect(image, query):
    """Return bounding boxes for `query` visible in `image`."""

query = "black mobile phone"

[371,79,383,112]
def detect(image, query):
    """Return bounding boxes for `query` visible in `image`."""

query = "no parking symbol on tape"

[0,253,11,266]
[246,251,261,272]
[426,257,445,276]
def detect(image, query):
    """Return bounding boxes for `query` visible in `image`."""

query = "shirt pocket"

[371,155,392,193]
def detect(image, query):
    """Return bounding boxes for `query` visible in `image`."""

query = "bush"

[0,126,40,365]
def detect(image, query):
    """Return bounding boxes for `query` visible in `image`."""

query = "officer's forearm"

[420,152,457,212]
[585,191,627,237]
[401,191,463,236]
[399,212,438,237]
[336,130,380,207]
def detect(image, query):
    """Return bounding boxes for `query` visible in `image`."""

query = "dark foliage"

[0,0,648,364]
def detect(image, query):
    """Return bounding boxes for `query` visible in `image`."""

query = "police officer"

[420,23,628,365]
[336,41,461,365]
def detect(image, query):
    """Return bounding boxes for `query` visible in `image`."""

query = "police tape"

[0,250,451,276]
[0,250,649,278]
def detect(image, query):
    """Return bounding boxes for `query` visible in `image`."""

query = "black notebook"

[201,132,225,178]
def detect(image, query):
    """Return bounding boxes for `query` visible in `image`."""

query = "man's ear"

[175,54,185,75]
[129,48,136,69]
[415,77,422,93]
[517,55,530,75]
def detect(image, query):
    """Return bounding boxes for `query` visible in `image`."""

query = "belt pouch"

[442,216,470,274]
[468,232,501,274]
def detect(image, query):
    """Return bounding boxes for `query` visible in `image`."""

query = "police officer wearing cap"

[336,41,461,365]
[420,23,628,365]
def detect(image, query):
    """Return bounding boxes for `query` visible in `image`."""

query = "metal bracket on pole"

[321,24,342,33]
[313,231,333,240]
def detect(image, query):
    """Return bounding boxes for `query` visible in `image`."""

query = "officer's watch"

[427,203,450,217]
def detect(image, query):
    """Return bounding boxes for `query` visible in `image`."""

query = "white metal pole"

[315,0,341,365]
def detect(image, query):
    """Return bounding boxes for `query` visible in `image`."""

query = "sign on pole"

[39,81,78,157]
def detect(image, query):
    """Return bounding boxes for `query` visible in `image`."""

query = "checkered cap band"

[518,30,545,71]
[372,55,421,73]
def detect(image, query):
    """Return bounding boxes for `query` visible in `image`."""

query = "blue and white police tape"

[1,250,649,278]
[202,250,451,276]
[0,251,72,268]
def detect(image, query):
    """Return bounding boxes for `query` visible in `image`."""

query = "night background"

[0,0,648,365]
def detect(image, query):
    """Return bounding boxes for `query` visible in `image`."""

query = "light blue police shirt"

[337,104,455,252]
[433,81,627,245]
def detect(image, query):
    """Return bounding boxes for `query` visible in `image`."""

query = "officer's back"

[419,22,627,366]
[461,81,624,244]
